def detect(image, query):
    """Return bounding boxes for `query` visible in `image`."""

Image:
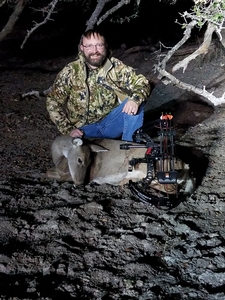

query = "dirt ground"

[1,46,225,299]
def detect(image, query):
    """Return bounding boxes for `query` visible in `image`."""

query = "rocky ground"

[0,44,225,299]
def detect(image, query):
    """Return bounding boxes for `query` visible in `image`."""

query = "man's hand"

[122,99,138,115]
[70,128,84,138]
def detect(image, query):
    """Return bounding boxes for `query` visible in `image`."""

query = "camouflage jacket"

[46,53,150,135]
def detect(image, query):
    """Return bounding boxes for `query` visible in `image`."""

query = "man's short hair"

[79,29,107,51]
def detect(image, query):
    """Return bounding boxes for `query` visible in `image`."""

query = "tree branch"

[0,0,6,8]
[97,0,131,26]
[20,0,58,49]
[85,0,112,30]
[172,22,217,73]
[157,20,197,78]
[0,0,28,42]
[154,1,225,107]
[156,65,225,106]
[85,0,131,30]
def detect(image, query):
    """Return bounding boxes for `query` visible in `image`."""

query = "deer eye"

[77,157,83,165]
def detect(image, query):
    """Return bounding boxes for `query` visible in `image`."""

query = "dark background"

[0,0,196,59]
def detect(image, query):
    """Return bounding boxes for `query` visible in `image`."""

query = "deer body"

[46,136,194,195]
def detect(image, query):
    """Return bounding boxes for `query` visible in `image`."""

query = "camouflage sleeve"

[46,65,76,135]
[111,58,151,105]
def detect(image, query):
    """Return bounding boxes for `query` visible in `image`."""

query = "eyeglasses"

[82,43,105,50]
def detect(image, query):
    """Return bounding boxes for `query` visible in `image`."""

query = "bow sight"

[120,113,179,208]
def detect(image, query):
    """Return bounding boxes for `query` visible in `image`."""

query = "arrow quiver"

[156,113,177,184]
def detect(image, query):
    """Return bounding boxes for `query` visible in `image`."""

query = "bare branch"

[156,65,225,106]
[85,0,112,30]
[97,0,131,26]
[172,22,217,73]
[0,0,6,8]
[157,20,197,78]
[20,0,59,49]
[0,0,28,42]
[86,0,131,30]
[154,1,225,108]
[21,86,52,99]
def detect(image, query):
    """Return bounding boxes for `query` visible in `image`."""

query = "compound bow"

[120,113,181,209]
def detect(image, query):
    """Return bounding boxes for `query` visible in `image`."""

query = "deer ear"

[72,138,83,146]
[89,143,109,153]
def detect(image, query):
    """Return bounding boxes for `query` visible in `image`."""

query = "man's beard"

[83,51,107,68]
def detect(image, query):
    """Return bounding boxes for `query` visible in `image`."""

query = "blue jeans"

[80,99,145,141]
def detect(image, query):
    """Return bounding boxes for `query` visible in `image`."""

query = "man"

[46,29,150,141]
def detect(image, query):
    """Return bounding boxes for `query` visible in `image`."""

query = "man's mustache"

[89,52,101,56]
